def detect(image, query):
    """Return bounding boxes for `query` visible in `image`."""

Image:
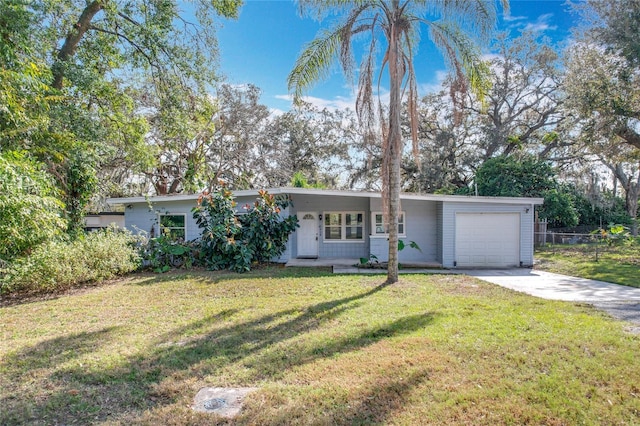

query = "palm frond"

[289,3,376,102]
[404,31,420,167]
[295,0,372,21]
[420,0,502,41]
[356,36,376,134]
[287,27,343,102]
[428,20,491,102]
[340,5,374,82]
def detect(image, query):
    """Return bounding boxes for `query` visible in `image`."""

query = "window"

[159,214,186,240]
[324,212,364,241]
[372,212,405,236]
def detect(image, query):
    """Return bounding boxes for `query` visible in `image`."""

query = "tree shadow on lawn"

[1,281,438,424]
[2,327,121,380]
[0,267,329,308]
[238,364,432,425]
[130,265,334,287]
[0,327,121,424]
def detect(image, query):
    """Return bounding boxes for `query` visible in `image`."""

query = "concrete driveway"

[466,268,640,330]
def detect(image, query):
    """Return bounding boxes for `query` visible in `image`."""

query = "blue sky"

[215,0,578,112]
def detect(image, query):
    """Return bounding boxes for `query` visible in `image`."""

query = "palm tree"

[288,0,508,284]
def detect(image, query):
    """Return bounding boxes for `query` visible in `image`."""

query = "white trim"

[371,211,406,237]
[107,187,544,206]
[158,212,187,240]
[323,211,365,242]
[323,240,366,244]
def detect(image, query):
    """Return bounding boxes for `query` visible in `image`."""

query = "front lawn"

[2,268,639,425]
[535,243,640,288]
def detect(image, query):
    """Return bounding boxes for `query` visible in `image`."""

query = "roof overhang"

[107,187,544,206]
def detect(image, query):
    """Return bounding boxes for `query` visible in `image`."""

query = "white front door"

[297,212,318,258]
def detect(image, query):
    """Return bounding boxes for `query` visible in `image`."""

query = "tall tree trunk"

[52,0,105,90]
[386,15,403,284]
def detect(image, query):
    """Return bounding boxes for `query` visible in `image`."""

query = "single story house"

[84,212,125,232]
[107,187,544,268]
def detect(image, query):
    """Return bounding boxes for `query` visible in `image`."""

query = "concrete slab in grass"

[192,387,258,418]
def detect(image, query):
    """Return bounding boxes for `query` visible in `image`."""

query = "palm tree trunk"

[386,16,403,284]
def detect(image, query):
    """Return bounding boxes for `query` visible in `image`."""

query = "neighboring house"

[84,212,125,231]
[107,187,544,268]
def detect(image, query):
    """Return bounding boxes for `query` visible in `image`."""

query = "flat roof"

[107,187,544,206]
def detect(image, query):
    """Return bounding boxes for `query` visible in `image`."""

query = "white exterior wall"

[441,201,536,268]
[436,202,443,263]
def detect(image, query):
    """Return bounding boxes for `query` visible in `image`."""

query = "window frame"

[371,211,406,237]
[323,211,365,243]
[158,213,187,241]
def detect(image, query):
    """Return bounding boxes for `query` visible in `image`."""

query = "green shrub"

[0,151,67,262]
[192,187,298,272]
[0,228,141,295]
[593,224,638,246]
[139,235,200,273]
[238,189,299,263]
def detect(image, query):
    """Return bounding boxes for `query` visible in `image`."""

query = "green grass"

[2,267,640,425]
[535,243,640,287]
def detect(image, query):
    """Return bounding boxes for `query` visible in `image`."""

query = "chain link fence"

[535,231,601,246]
[534,226,639,263]
[534,219,639,264]
[534,230,609,261]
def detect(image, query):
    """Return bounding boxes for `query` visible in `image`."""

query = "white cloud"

[503,14,527,22]
[275,91,383,112]
[504,12,558,34]
[276,72,456,112]
[306,95,356,111]
[274,94,293,102]
[481,53,502,62]
[524,13,557,33]
[418,70,448,95]
[275,93,354,111]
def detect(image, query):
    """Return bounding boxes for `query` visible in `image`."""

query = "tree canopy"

[564,0,640,233]
[0,152,66,262]
[0,0,242,234]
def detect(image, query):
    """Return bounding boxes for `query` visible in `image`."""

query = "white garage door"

[455,213,520,268]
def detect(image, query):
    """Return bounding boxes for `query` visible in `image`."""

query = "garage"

[455,212,521,268]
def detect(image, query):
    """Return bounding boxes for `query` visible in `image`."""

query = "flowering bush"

[192,187,298,272]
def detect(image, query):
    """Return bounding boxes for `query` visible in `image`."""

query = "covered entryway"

[297,212,318,258]
[455,212,520,267]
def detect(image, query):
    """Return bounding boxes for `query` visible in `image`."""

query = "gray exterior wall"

[125,195,293,262]
[436,201,443,263]
[441,201,535,268]
[125,199,201,241]
[120,192,537,267]
[289,194,370,260]
[368,198,439,263]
